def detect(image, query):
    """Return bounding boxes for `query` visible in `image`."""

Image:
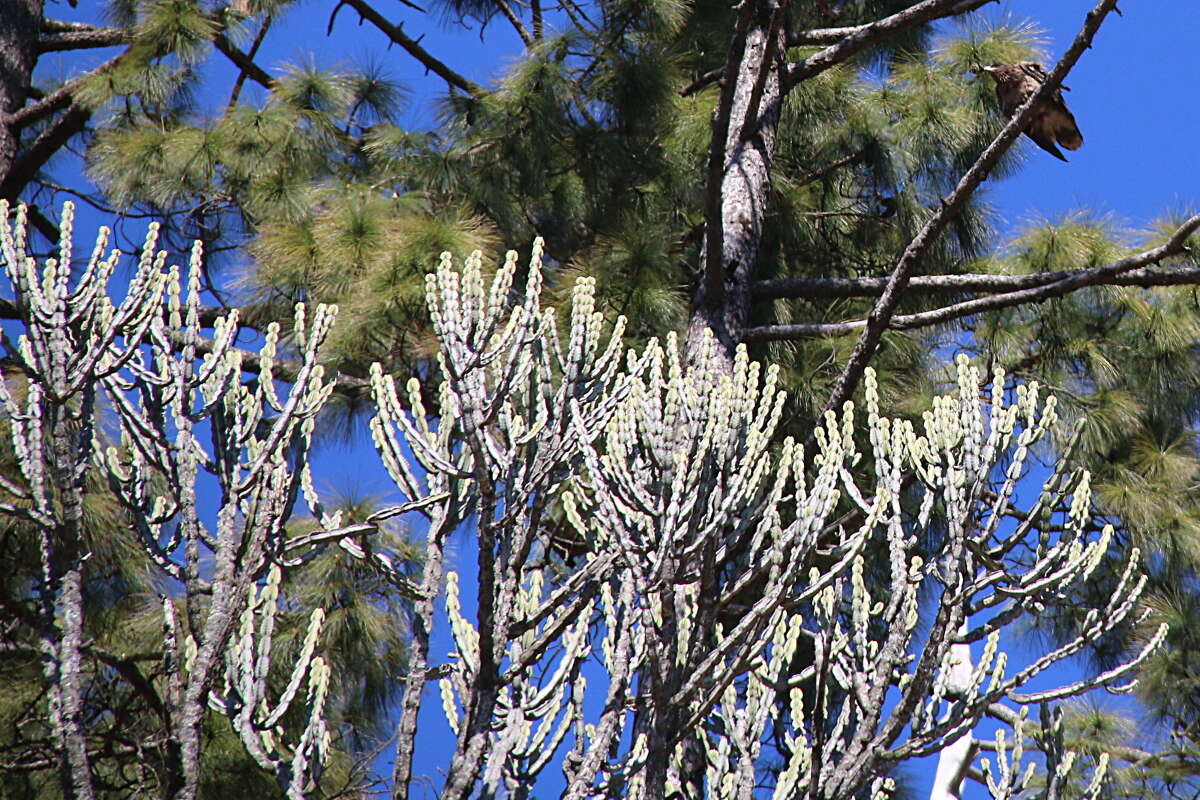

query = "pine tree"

[3,0,1200,797]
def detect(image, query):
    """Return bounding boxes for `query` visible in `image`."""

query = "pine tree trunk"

[929,633,975,800]
[0,0,42,192]
[687,0,786,365]
[661,2,787,797]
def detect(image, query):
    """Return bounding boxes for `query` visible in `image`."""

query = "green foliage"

[13,0,1200,792]
[0,376,419,798]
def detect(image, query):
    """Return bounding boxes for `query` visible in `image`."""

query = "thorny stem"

[441,397,503,800]
[338,0,487,96]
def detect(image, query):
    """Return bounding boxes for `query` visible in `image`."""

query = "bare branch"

[227,15,273,108]
[1,45,137,202]
[787,0,999,47]
[0,105,91,200]
[531,0,544,40]
[8,85,73,132]
[495,0,535,47]
[7,52,124,133]
[40,18,109,33]
[753,237,1200,302]
[818,0,1122,417]
[24,204,60,243]
[744,215,1200,342]
[338,0,487,97]
[784,0,997,89]
[679,65,722,98]
[213,33,274,93]
[38,26,129,53]
[681,0,996,98]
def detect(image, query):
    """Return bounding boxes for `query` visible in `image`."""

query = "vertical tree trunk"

[929,632,975,800]
[0,0,43,189]
[661,2,787,797]
[391,513,454,799]
[31,280,99,800]
[687,0,786,364]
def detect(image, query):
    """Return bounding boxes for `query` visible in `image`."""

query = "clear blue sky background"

[34,0,1200,796]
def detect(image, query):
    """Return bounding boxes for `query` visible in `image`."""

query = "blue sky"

[982,2,1199,232]
[31,0,1200,795]
[245,0,1199,231]
[46,1,1198,249]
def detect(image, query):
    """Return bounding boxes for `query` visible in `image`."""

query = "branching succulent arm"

[0,203,388,800]
[0,214,1168,800]
[399,245,1163,800]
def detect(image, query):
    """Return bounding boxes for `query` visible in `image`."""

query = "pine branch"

[794,149,865,187]
[531,0,544,40]
[682,0,997,97]
[0,105,90,201]
[884,217,1200,330]
[226,15,273,108]
[39,18,107,33]
[24,204,59,243]
[37,26,129,53]
[817,0,1122,418]
[495,0,534,47]
[338,0,487,96]
[6,48,122,133]
[783,0,997,88]
[752,256,1200,301]
[786,0,999,47]
[744,257,1200,343]
[212,33,274,91]
[680,66,722,97]
[2,49,129,199]
[7,84,73,131]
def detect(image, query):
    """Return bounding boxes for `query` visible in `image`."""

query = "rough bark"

[24,216,99,800]
[0,0,43,189]
[42,400,97,800]
[440,402,503,800]
[0,103,91,200]
[440,532,501,799]
[688,0,786,365]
